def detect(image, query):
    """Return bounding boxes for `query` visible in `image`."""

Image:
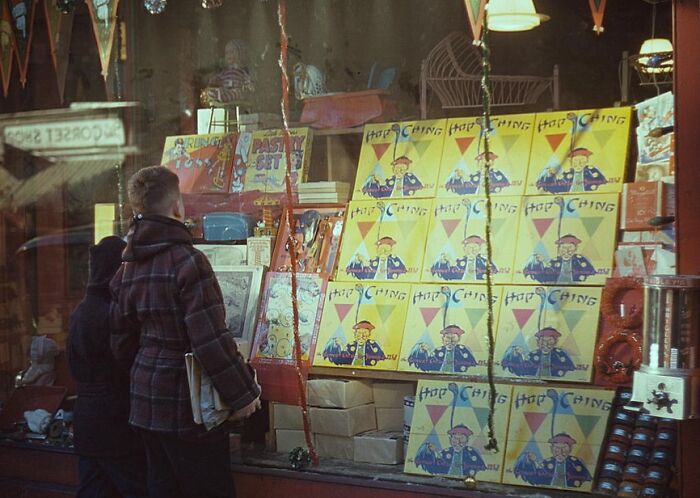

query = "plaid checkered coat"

[110,215,260,437]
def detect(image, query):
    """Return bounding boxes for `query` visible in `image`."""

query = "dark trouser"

[139,429,235,498]
[77,453,148,498]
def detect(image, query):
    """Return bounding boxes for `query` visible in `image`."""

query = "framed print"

[196,244,247,267]
[211,265,264,346]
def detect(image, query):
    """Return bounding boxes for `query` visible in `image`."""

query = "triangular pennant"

[588,0,607,35]
[465,307,486,329]
[463,0,487,42]
[561,309,586,332]
[582,239,602,261]
[356,221,375,239]
[499,134,520,153]
[44,1,75,103]
[491,217,506,235]
[560,332,581,357]
[441,219,461,238]
[397,219,416,238]
[512,309,535,329]
[575,414,601,439]
[419,307,441,327]
[472,407,490,431]
[455,136,475,155]
[463,330,483,353]
[412,140,431,158]
[85,0,120,79]
[576,441,594,463]
[524,411,548,435]
[0,1,14,97]
[8,0,38,86]
[592,129,614,149]
[376,304,396,324]
[372,142,391,161]
[532,217,555,238]
[545,133,568,152]
[425,404,448,426]
[334,303,354,323]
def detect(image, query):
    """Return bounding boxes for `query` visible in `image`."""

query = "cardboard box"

[275,429,314,453]
[310,404,376,436]
[354,431,404,465]
[621,181,675,230]
[372,382,416,408]
[376,407,403,431]
[307,378,373,408]
[272,403,304,430]
[315,434,354,460]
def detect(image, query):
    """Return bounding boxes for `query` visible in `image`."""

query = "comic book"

[398,284,501,377]
[437,114,534,198]
[352,120,446,200]
[502,386,614,492]
[336,199,432,283]
[312,282,410,371]
[242,127,312,193]
[526,107,631,195]
[421,197,521,284]
[161,133,237,193]
[493,285,603,383]
[513,194,619,286]
[404,380,512,483]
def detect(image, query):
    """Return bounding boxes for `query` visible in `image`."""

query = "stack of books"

[297,182,350,205]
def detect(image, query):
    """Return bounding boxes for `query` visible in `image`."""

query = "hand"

[514,346,524,355]
[534,254,544,262]
[527,452,538,462]
[355,254,365,264]
[334,338,343,347]
[228,398,261,422]
[548,167,558,175]
[420,343,430,352]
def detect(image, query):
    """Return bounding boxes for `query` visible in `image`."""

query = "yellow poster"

[336,199,431,283]
[398,284,501,376]
[352,120,446,200]
[494,285,602,383]
[313,282,410,371]
[242,127,312,193]
[526,107,631,195]
[421,197,521,284]
[404,380,512,483]
[513,194,619,286]
[437,114,534,198]
[502,386,614,492]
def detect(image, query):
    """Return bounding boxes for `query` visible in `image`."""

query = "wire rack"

[420,32,559,118]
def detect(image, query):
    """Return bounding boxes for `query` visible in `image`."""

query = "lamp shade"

[487,0,549,32]
[638,38,674,73]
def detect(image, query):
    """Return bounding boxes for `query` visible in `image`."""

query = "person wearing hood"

[110,165,260,498]
[67,236,148,498]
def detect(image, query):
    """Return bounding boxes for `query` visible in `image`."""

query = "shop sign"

[3,118,125,151]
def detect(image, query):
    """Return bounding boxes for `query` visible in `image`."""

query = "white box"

[272,403,304,430]
[275,429,314,453]
[310,404,376,436]
[315,434,354,460]
[354,431,404,465]
[307,378,373,408]
[376,407,403,431]
[372,382,416,408]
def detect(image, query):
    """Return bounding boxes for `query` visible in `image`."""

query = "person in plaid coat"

[110,166,260,498]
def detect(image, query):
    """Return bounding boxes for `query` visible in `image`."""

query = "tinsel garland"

[594,329,643,384]
[600,278,644,330]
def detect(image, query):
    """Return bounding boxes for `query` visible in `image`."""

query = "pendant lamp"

[638,38,673,73]
[487,0,549,32]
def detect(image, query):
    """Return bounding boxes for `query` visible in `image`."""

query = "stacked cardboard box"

[297,182,350,205]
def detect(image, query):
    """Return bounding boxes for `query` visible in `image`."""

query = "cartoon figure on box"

[346,236,407,280]
[445,151,510,195]
[502,327,575,378]
[169,138,191,161]
[415,424,487,478]
[431,235,497,282]
[536,148,607,194]
[362,155,424,198]
[322,319,387,367]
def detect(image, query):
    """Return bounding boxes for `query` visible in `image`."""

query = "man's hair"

[127,166,180,216]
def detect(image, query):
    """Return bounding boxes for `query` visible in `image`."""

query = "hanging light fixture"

[637,38,673,73]
[487,0,549,32]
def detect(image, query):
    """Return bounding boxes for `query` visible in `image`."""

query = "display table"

[299,90,397,129]
[0,440,78,497]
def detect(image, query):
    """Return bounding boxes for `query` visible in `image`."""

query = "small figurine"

[293,62,327,100]
[203,39,254,106]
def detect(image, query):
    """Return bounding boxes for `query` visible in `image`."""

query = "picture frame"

[270,204,346,278]
[196,244,247,266]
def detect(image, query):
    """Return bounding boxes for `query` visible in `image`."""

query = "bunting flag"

[588,0,607,35]
[44,0,74,102]
[8,0,38,87]
[0,0,16,97]
[463,0,487,41]
[85,0,119,79]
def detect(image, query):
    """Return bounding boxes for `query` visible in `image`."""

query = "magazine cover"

[635,91,674,166]
[421,197,521,284]
[526,107,631,195]
[398,284,502,376]
[513,194,619,286]
[494,285,603,383]
[161,133,237,193]
[352,120,446,200]
[437,114,535,198]
[312,282,410,371]
[336,199,432,283]
[404,380,512,483]
[502,386,614,492]
[242,127,312,193]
